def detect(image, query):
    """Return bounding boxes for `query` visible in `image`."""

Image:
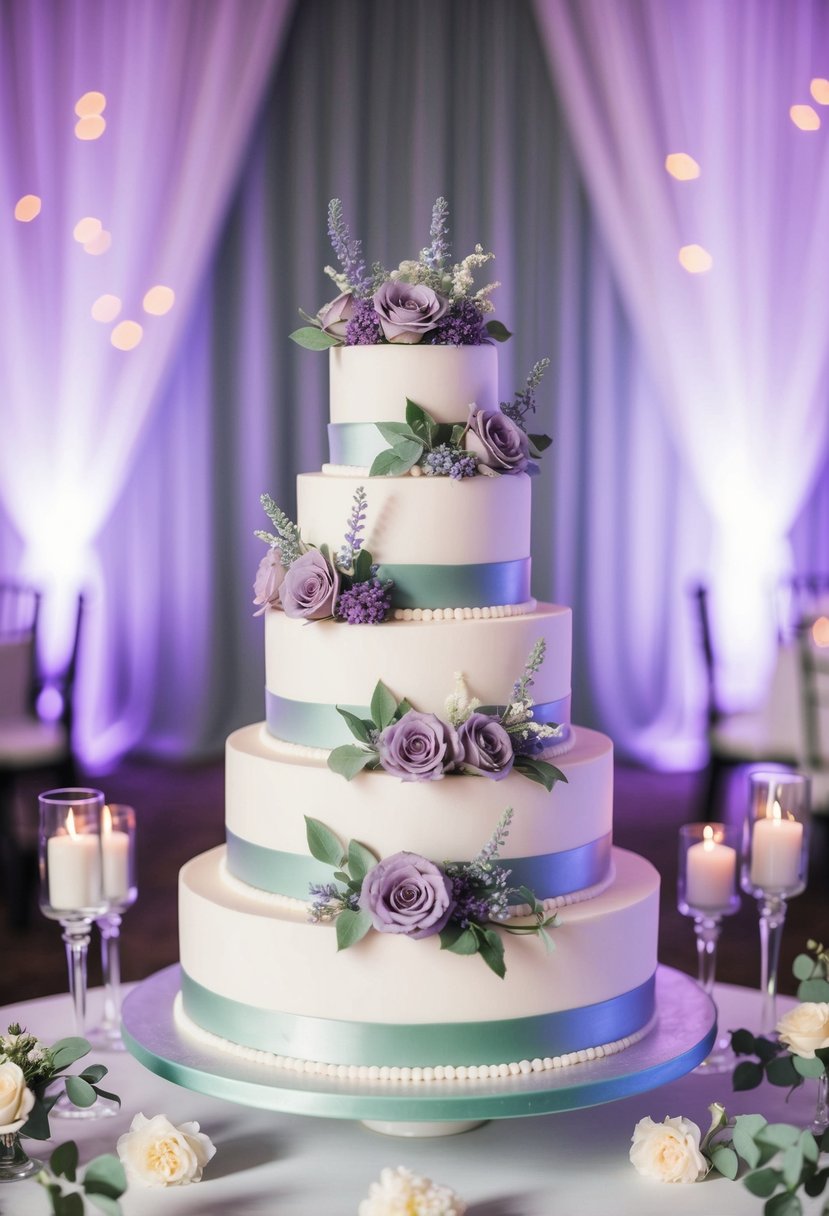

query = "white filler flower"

[116,1113,215,1187]
[0,1060,34,1133]
[629,1115,710,1183]
[359,1165,467,1216]
[777,1002,829,1059]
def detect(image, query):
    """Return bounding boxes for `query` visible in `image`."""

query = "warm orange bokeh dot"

[111,321,143,351]
[84,230,112,256]
[142,286,175,316]
[665,152,700,181]
[813,616,829,648]
[790,104,820,131]
[75,91,106,118]
[75,115,106,141]
[678,244,713,274]
[810,79,829,106]
[91,294,122,323]
[14,194,42,222]
[73,216,102,244]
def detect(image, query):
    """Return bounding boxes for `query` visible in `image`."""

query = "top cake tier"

[327,345,499,467]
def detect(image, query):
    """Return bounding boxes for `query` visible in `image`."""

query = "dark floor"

[3,758,827,1008]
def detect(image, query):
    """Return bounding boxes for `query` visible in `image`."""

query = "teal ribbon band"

[265,690,571,750]
[376,558,531,610]
[180,971,656,1068]
[226,829,611,902]
[328,421,388,467]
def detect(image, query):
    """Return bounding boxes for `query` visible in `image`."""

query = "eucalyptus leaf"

[64,1076,97,1109]
[439,925,479,955]
[734,1114,768,1167]
[289,326,341,350]
[733,1060,764,1091]
[793,1054,826,1079]
[797,978,829,1002]
[20,1097,53,1140]
[335,907,372,951]
[347,839,379,884]
[85,1197,122,1216]
[764,1190,803,1216]
[711,1144,739,1180]
[800,1130,820,1164]
[90,1086,120,1106]
[50,1140,79,1183]
[793,953,817,981]
[336,707,373,744]
[83,1154,128,1199]
[485,319,512,342]
[376,421,422,447]
[766,1056,801,1088]
[369,447,420,478]
[759,1124,802,1150]
[753,1035,781,1064]
[79,1064,108,1085]
[327,746,376,782]
[54,1192,84,1216]
[744,1167,784,1198]
[304,816,346,867]
[731,1027,758,1055]
[804,1165,829,1197]
[371,681,399,731]
[781,1143,804,1190]
[49,1038,91,1071]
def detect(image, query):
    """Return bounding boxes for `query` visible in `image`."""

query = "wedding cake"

[176,201,660,1081]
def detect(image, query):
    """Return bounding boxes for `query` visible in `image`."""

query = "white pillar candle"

[686,827,737,911]
[47,825,102,910]
[102,813,130,903]
[750,812,804,891]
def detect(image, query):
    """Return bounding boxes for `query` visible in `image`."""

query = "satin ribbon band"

[328,421,402,467]
[376,558,531,610]
[226,829,612,903]
[265,689,571,750]
[181,971,656,1068]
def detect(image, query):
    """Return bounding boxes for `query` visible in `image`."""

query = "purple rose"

[457,712,515,780]
[377,710,462,781]
[252,546,285,616]
[318,291,355,338]
[465,406,529,475]
[280,549,340,620]
[372,281,449,344]
[359,852,455,939]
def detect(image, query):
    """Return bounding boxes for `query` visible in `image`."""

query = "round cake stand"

[122,964,716,1137]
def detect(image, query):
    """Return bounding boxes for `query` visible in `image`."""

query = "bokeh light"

[790,104,820,131]
[84,230,112,256]
[142,285,175,315]
[810,79,829,106]
[665,152,700,181]
[73,216,102,244]
[14,194,41,222]
[813,616,829,648]
[75,91,106,117]
[91,294,122,323]
[75,115,106,141]
[111,321,143,351]
[678,244,713,274]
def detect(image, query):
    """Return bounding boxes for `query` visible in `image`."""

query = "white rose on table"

[629,1115,710,1183]
[359,1165,467,1216]
[0,1060,34,1133]
[777,1002,829,1059]
[116,1113,215,1187]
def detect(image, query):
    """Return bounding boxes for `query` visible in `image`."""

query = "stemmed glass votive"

[741,771,810,1036]
[37,788,116,1119]
[678,822,741,1072]
[88,804,137,1051]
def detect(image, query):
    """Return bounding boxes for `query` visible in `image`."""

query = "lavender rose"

[377,710,462,781]
[280,549,339,620]
[465,406,529,475]
[457,712,515,780]
[372,281,449,344]
[359,852,455,939]
[318,290,355,338]
[252,547,285,616]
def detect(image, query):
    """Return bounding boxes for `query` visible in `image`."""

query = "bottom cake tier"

[178,846,660,1074]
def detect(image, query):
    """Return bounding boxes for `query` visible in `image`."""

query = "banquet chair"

[691,583,798,820]
[797,616,829,815]
[0,583,84,928]
[778,573,829,643]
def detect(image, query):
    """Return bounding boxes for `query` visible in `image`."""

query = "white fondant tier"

[178,847,659,1067]
[225,723,613,902]
[329,345,498,425]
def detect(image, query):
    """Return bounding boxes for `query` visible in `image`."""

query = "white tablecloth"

[1,982,821,1215]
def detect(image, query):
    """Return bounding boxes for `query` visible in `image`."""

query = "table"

[0,982,821,1215]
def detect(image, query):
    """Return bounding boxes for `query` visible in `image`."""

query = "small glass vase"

[0,1130,42,1183]
[812,1072,829,1137]
[88,805,138,1052]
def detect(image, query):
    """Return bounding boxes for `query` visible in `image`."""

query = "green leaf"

[800,1131,820,1164]
[83,1154,128,1199]
[289,326,341,350]
[764,1191,803,1216]
[336,707,373,744]
[90,1086,120,1106]
[798,978,829,1002]
[79,1064,108,1085]
[376,421,422,447]
[439,925,479,955]
[352,548,373,583]
[766,1056,801,1087]
[793,1053,826,1078]
[347,840,379,884]
[485,319,512,342]
[781,1143,804,1190]
[50,1141,78,1182]
[304,816,346,867]
[793,953,817,981]
[711,1144,739,1180]
[734,1114,768,1167]
[395,697,414,719]
[513,757,567,792]
[335,907,372,951]
[754,1036,782,1064]
[527,432,553,453]
[54,1193,84,1216]
[371,681,399,731]
[405,399,440,447]
[20,1096,53,1140]
[450,423,467,448]
[759,1124,801,1150]
[731,1027,759,1055]
[49,1038,91,1071]
[744,1167,783,1197]
[327,746,376,781]
[369,446,421,478]
[64,1076,96,1108]
[85,1198,122,1216]
[804,1165,829,1197]
[733,1060,764,1091]
[476,927,506,979]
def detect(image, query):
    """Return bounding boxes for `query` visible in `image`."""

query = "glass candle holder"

[678,822,741,1072]
[741,771,811,1035]
[89,804,137,1051]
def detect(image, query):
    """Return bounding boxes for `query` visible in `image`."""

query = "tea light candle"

[102,805,130,902]
[47,810,102,910]
[686,825,737,911]
[750,803,804,891]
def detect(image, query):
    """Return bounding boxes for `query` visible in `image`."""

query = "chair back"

[778,573,829,643]
[690,583,721,725]
[0,583,40,719]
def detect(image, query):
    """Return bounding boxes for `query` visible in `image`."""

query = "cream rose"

[359,1166,467,1216]
[0,1061,34,1133]
[777,1002,829,1059]
[629,1115,710,1183]
[116,1113,215,1187]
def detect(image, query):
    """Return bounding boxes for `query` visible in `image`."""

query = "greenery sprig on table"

[37,1141,127,1216]
[1,1027,119,1141]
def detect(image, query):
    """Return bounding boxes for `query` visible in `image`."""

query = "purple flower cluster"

[335,577,393,624]
[448,866,511,929]
[421,444,478,479]
[425,298,487,346]
[376,708,515,782]
[465,406,529,475]
[345,299,383,345]
[280,550,339,620]
[359,852,455,939]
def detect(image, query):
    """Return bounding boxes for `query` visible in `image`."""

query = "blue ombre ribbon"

[328,422,388,467]
[226,829,612,902]
[265,690,571,750]
[377,558,532,610]
[180,971,656,1068]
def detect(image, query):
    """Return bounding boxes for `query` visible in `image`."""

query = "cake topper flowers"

[290,198,508,350]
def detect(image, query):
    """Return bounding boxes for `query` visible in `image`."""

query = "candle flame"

[771,800,782,822]
[66,808,77,837]
[103,804,112,834]
[703,825,715,849]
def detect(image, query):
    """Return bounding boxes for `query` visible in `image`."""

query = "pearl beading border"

[174,993,656,1084]
[392,600,537,622]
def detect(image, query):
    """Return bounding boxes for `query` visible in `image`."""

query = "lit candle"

[750,801,804,891]
[47,810,102,910]
[686,825,737,911]
[102,805,130,902]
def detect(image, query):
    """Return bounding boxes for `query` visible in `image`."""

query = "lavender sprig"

[512,639,546,705]
[501,358,551,426]
[468,807,513,876]
[420,196,451,270]
[308,882,359,924]
[255,494,305,569]
[327,199,371,295]
[340,485,368,568]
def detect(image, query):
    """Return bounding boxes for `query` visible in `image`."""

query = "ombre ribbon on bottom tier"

[180,971,656,1068]
[225,829,611,902]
